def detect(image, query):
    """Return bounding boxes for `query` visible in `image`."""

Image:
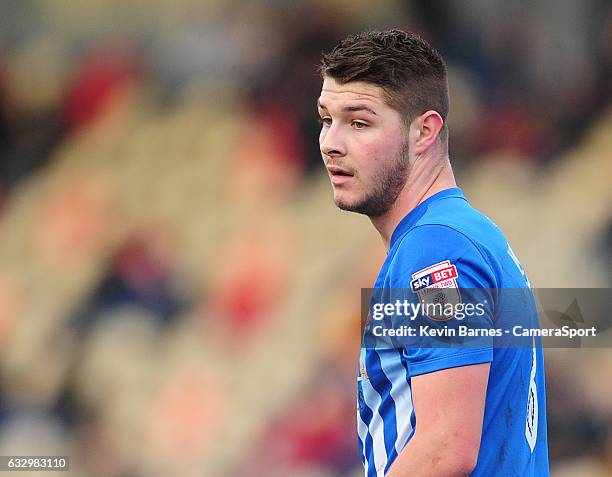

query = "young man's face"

[318,76,410,217]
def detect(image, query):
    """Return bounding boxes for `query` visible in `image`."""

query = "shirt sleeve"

[387,224,496,377]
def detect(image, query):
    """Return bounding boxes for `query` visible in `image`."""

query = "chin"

[333,191,355,209]
[334,194,363,213]
[333,190,391,217]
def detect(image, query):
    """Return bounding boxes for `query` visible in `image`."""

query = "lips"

[326,165,354,177]
[327,165,354,186]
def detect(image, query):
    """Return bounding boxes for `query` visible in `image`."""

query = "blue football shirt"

[357,187,549,476]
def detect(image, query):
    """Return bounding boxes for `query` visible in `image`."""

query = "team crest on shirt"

[410,260,461,321]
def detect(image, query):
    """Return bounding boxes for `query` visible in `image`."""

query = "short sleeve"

[387,224,496,377]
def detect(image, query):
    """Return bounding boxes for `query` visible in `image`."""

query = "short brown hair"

[319,29,449,143]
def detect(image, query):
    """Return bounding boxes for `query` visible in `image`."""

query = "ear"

[409,110,444,155]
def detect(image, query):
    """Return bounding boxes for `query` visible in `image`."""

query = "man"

[317,30,549,476]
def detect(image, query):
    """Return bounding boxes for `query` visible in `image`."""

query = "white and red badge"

[410,260,461,320]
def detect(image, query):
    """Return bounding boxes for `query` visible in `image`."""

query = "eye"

[318,117,332,127]
[352,121,368,129]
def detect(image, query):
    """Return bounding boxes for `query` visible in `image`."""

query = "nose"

[320,123,347,158]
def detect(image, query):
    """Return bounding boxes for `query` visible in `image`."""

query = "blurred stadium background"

[0,0,610,476]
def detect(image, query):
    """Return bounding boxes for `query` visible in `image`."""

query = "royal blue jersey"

[357,187,549,476]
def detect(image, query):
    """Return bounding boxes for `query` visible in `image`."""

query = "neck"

[370,155,456,249]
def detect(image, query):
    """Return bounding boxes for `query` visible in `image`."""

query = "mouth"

[326,165,354,185]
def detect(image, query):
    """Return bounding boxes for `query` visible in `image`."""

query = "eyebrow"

[317,100,377,116]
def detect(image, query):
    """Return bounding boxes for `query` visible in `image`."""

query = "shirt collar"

[389,187,466,250]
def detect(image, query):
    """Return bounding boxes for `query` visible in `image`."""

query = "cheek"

[359,161,386,185]
[378,129,405,156]
[353,135,403,185]
[354,131,403,166]
[368,125,401,149]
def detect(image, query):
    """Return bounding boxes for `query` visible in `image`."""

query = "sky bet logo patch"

[410,260,461,320]
[410,261,458,291]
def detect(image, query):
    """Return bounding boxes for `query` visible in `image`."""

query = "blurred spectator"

[70,226,184,334]
[207,218,295,343]
[235,368,358,477]
[60,41,141,133]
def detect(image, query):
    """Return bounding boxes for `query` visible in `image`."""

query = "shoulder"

[387,224,497,289]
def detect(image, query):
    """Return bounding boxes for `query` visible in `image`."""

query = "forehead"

[318,77,387,109]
